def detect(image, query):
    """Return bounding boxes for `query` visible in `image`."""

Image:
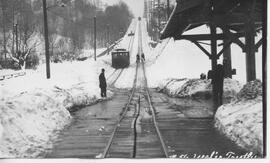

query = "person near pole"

[99,68,107,98]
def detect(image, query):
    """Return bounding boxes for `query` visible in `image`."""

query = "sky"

[102,0,144,17]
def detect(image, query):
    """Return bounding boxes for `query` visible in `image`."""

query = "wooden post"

[43,0,51,79]
[107,24,110,55]
[15,24,18,56]
[223,33,232,78]
[245,20,256,81]
[211,24,219,110]
[94,16,97,61]
[157,0,161,39]
[167,0,170,20]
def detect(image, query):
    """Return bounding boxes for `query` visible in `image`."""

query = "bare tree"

[4,0,39,70]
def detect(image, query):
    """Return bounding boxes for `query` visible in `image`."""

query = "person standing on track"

[141,53,145,62]
[136,54,140,63]
[99,68,107,98]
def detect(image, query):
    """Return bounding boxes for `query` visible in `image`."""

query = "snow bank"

[215,80,263,155]
[0,59,113,158]
[0,88,71,158]
[157,78,242,100]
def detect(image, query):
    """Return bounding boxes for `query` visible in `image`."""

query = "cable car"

[111,48,130,68]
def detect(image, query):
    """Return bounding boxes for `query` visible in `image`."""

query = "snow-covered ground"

[156,78,242,100]
[0,17,264,158]
[0,18,139,158]
[215,80,263,155]
[0,59,115,158]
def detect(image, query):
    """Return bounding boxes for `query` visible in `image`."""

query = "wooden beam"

[217,41,233,58]
[255,38,262,51]
[175,33,245,41]
[221,27,246,51]
[191,41,211,58]
[187,13,262,27]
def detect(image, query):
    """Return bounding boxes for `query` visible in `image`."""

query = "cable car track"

[108,20,137,87]
[101,19,168,158]
[101,62,139,158]
[109,69,124,87]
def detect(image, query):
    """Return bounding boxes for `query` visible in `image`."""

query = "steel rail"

[132,95,140,158]
[110,69,124,86]
[101,62,139,158]
[107,69,117,81]
[141,62,169,158]
[138,19,169,158]
[109,20,137,87]
[128,21,137,52]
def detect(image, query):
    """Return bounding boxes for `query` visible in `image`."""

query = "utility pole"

[94,16,97,61]
[167,0,170,20]
[107,24,110,55]
[157,0,161,29]
[15,24,18,56]
[42,0,50,79]
[157,0,161,40]
[12,25,15,56]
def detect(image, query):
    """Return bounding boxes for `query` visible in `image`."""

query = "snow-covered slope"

[215,80,263,155]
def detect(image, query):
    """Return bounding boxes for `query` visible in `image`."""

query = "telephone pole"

[106,24,110,55]
[42,0,50,79]
[94,16,97,61]
[15,24,18,56]
[158,0,161,29]
[167,0,170,20]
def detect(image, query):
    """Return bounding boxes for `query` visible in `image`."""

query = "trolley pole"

[94,16,97,61]
[42,0,50,79]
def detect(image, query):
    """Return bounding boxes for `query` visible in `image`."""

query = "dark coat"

[99,72,107,88]
[214,64,225,91]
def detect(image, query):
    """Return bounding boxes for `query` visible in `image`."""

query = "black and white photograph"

[0,0,267,160]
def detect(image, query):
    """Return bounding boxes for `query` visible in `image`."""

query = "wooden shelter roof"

[160,0,263,40]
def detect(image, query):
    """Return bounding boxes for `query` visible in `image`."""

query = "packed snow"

[215,80,263,155]
[156,78,242,100]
